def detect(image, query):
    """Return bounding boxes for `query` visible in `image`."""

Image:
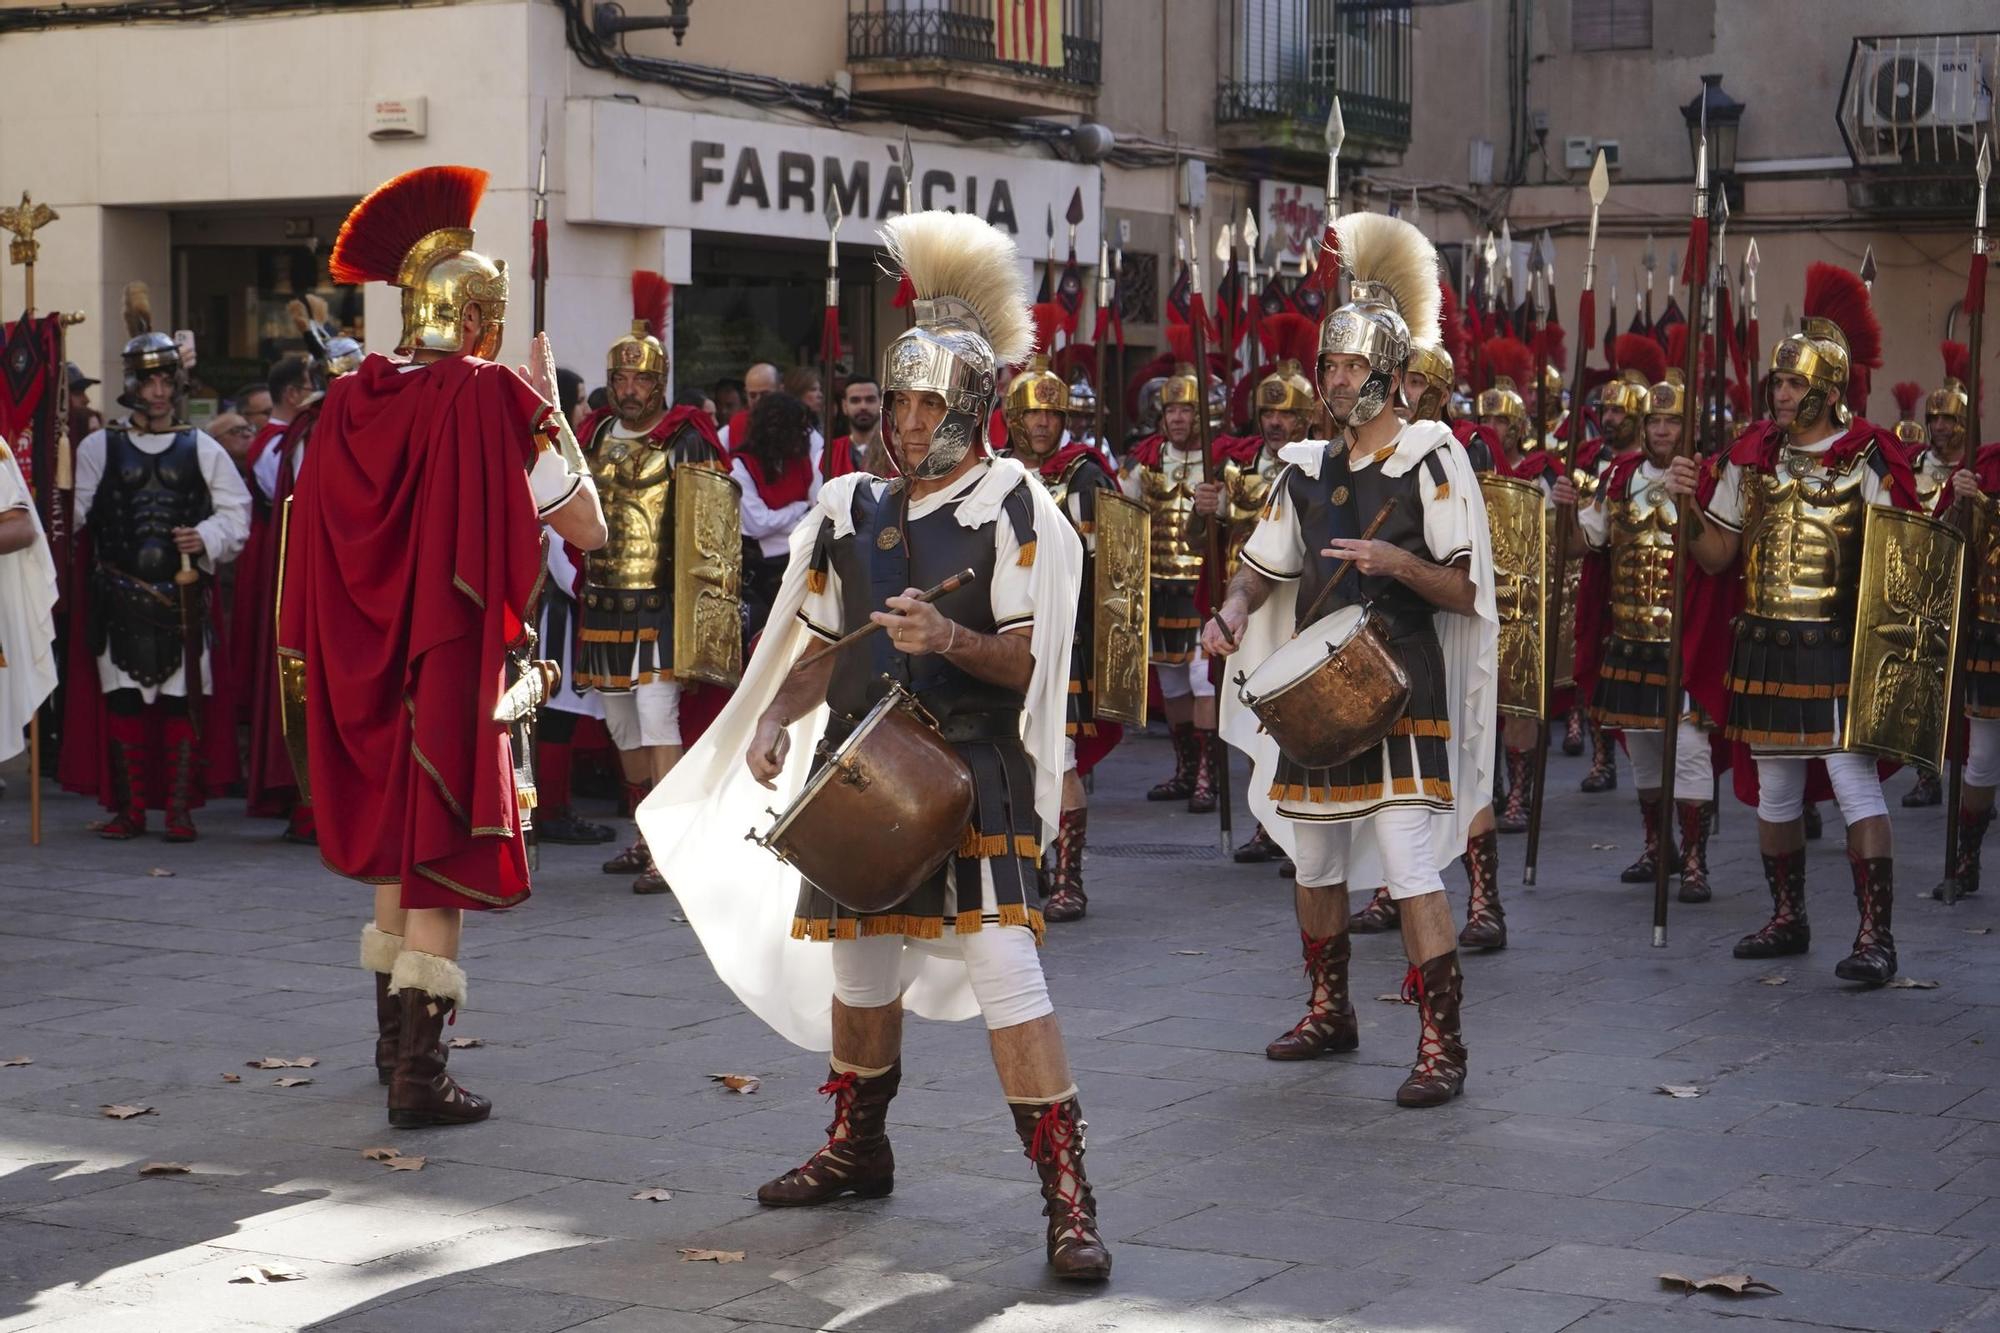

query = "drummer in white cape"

[1205,213,1499,1109]
[639,209,1110,1283]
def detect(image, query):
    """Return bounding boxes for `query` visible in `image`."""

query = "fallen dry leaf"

[1757,974,1788,986]
[146,867,176,878]
[1590,842,1619,851]
[709,1073,761,1095]
[139,1162,190,1175]
[1172,950,1206,956]
[1967,927,1993,936]
[245,1056,318,1070]
[382,1155,427,1172]
[631,1188,674,1202]
[1,1056,31,1068]
[1656,1085,1705,1099]
[679,1248,744,1264]
[100,1104,154,1120]
[360,1146,401,1161]
[446,1037,482,1050]
[221,1073,241,1083]
[272,1077,314,1088]
[229,1263,306,1285]
[1887,977,1940,990]
[1660,1271,1780,1296]
[1375,993,1409,1003]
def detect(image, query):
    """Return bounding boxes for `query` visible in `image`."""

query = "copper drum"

[755,686,976,914]
[1235,605,1411,769]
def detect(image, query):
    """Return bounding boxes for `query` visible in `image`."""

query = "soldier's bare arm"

[749,650,838,786]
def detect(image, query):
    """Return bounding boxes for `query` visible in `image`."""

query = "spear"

[1743,239,1762,392]
[1310,98,1345,294]
[1111,225,1127,448]
[1652,102,1715,948]
[1499,219,1515,328]
[1215,220,1236,411]
[531,109,550,336]
[895,132,917,325]
[1643,232,1657,330]
[1944,135,1991,904]
[1859,244,1877,293]
[1044,205,1056,306]
[821,190,843,451]
[1092,236,1109,454]
[1185,206,1233,854]
[1523,154,1609,886]
[1604,254,1620,362]
[1709,190,1732,452]
[1242,207,1261,398]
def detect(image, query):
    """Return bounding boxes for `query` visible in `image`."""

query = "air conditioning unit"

[1857,49,1990,132]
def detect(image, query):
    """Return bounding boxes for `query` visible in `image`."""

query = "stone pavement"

[2,736,2000,1332]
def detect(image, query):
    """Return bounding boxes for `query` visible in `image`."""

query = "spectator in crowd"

[67,363,102,443]
[206,412,255,470]
[237,382,273,433]
[586,384,610,414]
[711,377,745,437]
[822,375,889,479]
[783,366,825,427]
[675,387,716,421]
[556,367,585,430]
[728,391,818,638]
[721,362,780,450]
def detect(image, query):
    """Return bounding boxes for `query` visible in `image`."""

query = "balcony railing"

[847,0,1102,89]
[1216,0,1413,153]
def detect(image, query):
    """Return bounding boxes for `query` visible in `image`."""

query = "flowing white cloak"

[0,444,58,763]
[639,457,1082,1051]
[1218,423,1499,883]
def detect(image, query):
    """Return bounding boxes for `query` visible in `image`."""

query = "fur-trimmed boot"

[1733,852,1810,959]
[386,952,491,1128]
[1395,952,1468,1108]
[1348,886,1401,933]
[160,714,200,842]
[758,1062,900,1205]
[1044,809,1089,923]
[1010,1095,1112,1281]
[1456,829,1505,950]
[99,712,150,840]
[1148,723,1196,801]
[1834,854,1897,986]
[360,926,402,1087]
[1265,931,1359,1060]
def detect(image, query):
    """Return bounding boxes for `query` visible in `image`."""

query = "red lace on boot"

[161,716,200,842]
[1266,931,1357,1058]
[99,715,150,839]
[1025,1101,1097,1251]
[1396,957,1467,1107]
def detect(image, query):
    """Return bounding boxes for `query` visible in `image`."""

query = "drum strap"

[857,483,914,686]
[936,710,1025,743]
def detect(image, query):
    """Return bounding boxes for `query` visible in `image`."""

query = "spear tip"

[1066,187,1085,228]
[1325,97,1345,157]
[1859,245,1877,284]
[1588,150,1610,207]
[1979,135,1992,188]
[1242,207,1258,247]
[1746,236,1761,270]
[823,188,842,234]
[1215,222,1232,260]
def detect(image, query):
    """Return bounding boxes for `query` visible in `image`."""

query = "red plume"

[1891,381,1923,419]
[1480,336,1532,391]
[1802,261,1882,370]
[1165,323,1195,365]
[1612,333,1667,387]
[1051,342,1095,382]
[1942,340,1971,384]
[1537,316,1566,378]
[1728,380,1751,419]
[631,270,670,341]
[1258,312,1318,367]
[1439,282,1468,371]
[1849,363,1873,419]
[1664,324,1691,381]
[330,165,489,285]
[1028,302,1066,360]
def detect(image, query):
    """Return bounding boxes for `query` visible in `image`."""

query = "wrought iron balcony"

[847,0,1101,117]
[1215,0,1413,160]
[1836,31,1997,170]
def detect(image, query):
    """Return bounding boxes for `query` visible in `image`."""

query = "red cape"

[244,405,320,815]
[1036,439,1118,481]
[576,403,720,459]
[278,353,546,910]
[227,418,292,725]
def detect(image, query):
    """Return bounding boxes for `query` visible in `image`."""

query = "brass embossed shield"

[1844,504,1963,768]
[1093,491,1152,726]
[672,463,744,688]
[273,495,311,800]
[1481,474,1547,719]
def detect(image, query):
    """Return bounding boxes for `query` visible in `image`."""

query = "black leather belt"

[936,711,1024,743]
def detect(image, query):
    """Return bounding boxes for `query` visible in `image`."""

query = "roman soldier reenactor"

[643,207,1111,1280]
[1898,344,1973,808]
[60,285,251,841]
[1666,262,1921,985]
[1571,368,1716,901]
[1472,343,1545,833]
[281,164,607,1127]
[572,270,727,894]
[1002,345,1121,922]
[1212,213,1499,1106]
[1121,336,1225,813]
[1939,380,1996,899]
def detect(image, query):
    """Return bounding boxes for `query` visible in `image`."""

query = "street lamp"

[1682,73,1745,208]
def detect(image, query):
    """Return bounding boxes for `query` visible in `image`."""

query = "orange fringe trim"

[807,569,828,594]
[1602,664,1670,686]
[958,830,1041,859]
[572,669,672,689]
[1388,717,1452,738]
[1971,704,2000,720]
[1434,481,1450,499]
[1154,651,1195,665]
[1724,675,1844,700]
[1018,540,1037,567]
[1158,616,1203,629]
[790,903,1046,947]
[1269,777,1452,804]
[1724,725,1838,747]
[578,627,660,644]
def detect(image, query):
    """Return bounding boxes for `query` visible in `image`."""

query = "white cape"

[639,457,1082,1051]
[1218,422,1499,884]
[0,445,58,764]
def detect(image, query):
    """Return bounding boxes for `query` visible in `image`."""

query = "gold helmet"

[1890,381,1927,445]
[1930,341,1971,422]
[1604,334,1667,419]
[1645,369,1687,422]
[1405,341,1453,422]
[881,210,1031,480]
[1770,262,1880,435]
[1254,358,1316,415]
[330,166,507,360]
[1004,354,1071,421]
[1475,378,1528,426]
[1476,336,1532,428]
[609,271,671,377]
[1320,213,1439,426]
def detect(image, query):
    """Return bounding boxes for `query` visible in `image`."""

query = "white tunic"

[0,442,58,762]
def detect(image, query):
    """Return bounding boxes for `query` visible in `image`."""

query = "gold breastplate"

[1139,452,1204,578]
[1977,518,2000,625]
[1740,452,1870,621]
[1220,449,1283,569]
[584,428,673,590]
[1608,473,1677,641]
[1912,451,1954,513]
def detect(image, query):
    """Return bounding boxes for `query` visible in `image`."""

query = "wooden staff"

[1652,118,1716,947]
[793,569,979,673]
[1092,238,1109,455]
[1524,157,1609,886]
[1186,209,1233,854]
[1944,136,1991,904]
[1295,497,1399,633]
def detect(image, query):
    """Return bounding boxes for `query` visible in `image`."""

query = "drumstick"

[793,567,980,672]
[1291,496,1400,637]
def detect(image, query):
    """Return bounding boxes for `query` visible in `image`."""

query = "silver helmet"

[118,282,185,413]
[1318,214,1440,428]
